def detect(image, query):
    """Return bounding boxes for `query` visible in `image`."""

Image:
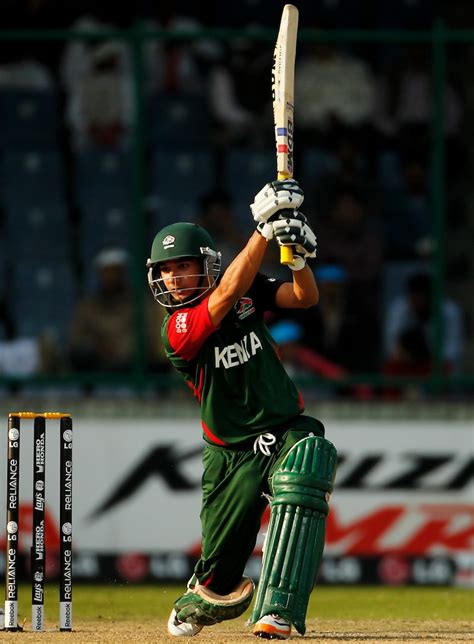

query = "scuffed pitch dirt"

[1,619,472,643]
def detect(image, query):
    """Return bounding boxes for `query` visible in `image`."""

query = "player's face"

[160,258,203,303]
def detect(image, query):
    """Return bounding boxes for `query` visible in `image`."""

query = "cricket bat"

[272,4,299,265]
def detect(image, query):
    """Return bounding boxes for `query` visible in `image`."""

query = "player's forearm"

[291,265,319,306]
[219,232,268,302]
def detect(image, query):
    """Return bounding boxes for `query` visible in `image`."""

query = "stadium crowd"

[0,0,472,399]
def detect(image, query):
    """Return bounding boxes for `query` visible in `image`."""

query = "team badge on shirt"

[234,297,256,320]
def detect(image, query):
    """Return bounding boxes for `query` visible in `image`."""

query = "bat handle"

[277,172,294,265]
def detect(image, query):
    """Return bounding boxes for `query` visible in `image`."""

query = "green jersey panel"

[162,273,304,445]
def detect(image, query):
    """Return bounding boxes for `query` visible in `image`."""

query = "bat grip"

[277,172,294,265]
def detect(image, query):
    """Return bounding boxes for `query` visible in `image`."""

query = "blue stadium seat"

[0,147,66,210]
[74,146,133,210]
[5,202,72,260]
[223,147,275,216]
[150,198,197,230]
[300,147,337,190]
[149,92,211,144]
[150,144,215,224]
[10,261,77,343]
[79,204,132,265]
[377,150,403,194]
[0,89,60,145]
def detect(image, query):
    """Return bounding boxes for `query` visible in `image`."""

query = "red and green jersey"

[161,273,304,445]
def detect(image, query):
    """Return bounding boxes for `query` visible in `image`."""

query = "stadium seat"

[4,201,72,260]
[150,198,197,231]
[74,146,133,210]
[150,144,215,224]
[0,147,66,210]
[10,261,77,344]
[79,203,132,264]
[0,89,60,145]
[149,92,211,144]
[377,150,403,194]
[300,147,337,190]
[223,147,275,219]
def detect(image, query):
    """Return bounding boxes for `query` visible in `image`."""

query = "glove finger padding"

[251,179,304,224]
[273,212,317,258]
[275,208,308,224]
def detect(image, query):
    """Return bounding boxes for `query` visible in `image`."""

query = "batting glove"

[251,179,304,226]
[273,210,317,271]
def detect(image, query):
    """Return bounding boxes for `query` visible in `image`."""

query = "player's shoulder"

[161,305,191,333]
[249,272,283,297]
[161,297,211,339]
[252,271,280,288]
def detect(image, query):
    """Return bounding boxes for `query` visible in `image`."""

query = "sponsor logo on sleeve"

[175,312,188,334]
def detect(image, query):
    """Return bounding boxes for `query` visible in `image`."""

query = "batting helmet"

[146,222,221,308]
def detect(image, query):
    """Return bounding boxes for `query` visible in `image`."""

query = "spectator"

[295,264,380,373]
[382,155,433,260]
[64,38,133,149]
[381,326,432,400]
[317,186,383,316]
[145,16,210,95]
[374,45,463,141]
[69,248,167,372]
[0,299,63,376]
[195,189,246,264]
[295,42,376,144]
[269,318,347,381]
[384,271,465,373]
[304,127,373,217]
[60,15,134,149]
[208,42,270,145]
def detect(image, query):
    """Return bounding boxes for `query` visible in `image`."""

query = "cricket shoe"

[167,608,203,637]
[253,614,292,639]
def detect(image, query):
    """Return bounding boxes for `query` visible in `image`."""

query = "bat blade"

[272,4,299,265]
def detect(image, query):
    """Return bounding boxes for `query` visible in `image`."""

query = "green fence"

[0,22,472,393]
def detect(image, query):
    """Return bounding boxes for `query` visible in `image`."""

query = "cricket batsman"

[146,179,337,639]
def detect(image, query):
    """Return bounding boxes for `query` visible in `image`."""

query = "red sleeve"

[166,296,217,361]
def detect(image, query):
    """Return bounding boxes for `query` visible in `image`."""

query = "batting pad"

[251,435,337,635]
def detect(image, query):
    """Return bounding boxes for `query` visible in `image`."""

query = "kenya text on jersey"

[214,331,263,369]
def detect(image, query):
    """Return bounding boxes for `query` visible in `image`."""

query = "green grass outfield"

[5,584,474,642]
[26,584,472,620]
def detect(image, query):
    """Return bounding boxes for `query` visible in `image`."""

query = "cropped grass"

[18,583,474,623]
